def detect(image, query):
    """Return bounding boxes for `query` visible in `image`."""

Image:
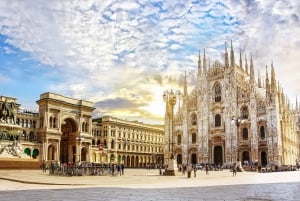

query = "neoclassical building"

[0,92,164,168]
[91,116,164,167]
[164,41,300,168]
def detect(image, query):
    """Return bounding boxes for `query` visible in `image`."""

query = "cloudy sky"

[0,0,299,124]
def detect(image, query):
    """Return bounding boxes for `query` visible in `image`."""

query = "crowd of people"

[41,161,125,176]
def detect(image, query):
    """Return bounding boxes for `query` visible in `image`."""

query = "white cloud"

[0,0,299,123]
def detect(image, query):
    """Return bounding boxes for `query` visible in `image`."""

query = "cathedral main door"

[191,153,197,164]
[214,146,223,165]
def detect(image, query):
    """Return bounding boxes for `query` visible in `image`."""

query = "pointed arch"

[215,114,221,127]
[241,106,249,119]
[191,113,197,126]
[242,128,248,140]
[260,126,265,139]
[214,82,222,102]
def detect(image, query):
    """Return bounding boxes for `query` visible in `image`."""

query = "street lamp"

[123,139,130,166]
[163,90,181,175]
[269,123,276,166]
[231,117,241,163]
[76,136,84,165]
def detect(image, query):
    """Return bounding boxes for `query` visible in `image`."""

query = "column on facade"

[43,136,48,161]
[57,139,61,162]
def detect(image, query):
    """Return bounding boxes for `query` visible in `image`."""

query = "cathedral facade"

[164,41,300,168]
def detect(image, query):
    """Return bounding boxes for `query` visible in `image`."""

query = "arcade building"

[0,92,164,168]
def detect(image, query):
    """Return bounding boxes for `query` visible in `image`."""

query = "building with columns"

[36,92,95,164]
[0,92,164,168]
[165,41,300,168]
[91,116,164,167]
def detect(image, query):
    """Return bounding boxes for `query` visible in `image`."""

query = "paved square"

[0,169,299,200]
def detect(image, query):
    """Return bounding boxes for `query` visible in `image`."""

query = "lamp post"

[270,123,276,166]
[76,136,84,165]
[123,139,129,167]
[163,90,181,175]
[231,117,241,163]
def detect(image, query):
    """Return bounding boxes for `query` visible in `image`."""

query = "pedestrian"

[187,164,192,178]
[182,164,186,176]
[111,164,115,176]
[205,164,209,175]
[121,164,124,175]
[117,163,121,176]
[41,160,47,173]
[232,163,237,176]
[193,166,197,177]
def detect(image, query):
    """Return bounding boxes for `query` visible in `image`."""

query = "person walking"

[193,165,197,177]
[41,160,47,173]
[117,163,121,176]
[187,164,192,178]
[182,164,186,176]
[205,164,209,175]
[121,164,125,175]
[232,163,237,176]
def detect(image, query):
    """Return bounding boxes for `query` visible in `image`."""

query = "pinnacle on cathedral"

[230,40,235,68]
[171,41,299,167]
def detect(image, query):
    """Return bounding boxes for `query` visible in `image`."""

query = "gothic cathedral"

[164,41,299,168]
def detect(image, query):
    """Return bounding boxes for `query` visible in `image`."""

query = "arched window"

[214,83,221,102]
[192,133,196,144]
[260,126,265,139]
[241,107,249,119]
[177,135,181,145]
[242,128,248,140]
[32,149,39,159]
[191,113,197,126]
[24,148,31,156]
[215,114,221,127]
[92,139,95,145]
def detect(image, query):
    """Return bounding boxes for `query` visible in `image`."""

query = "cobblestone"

[0,169,299,200]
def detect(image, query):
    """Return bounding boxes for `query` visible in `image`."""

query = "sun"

[141,86,166,120]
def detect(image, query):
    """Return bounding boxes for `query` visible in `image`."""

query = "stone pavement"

[0,169,299,200]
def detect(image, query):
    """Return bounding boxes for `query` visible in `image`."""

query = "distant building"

[91,116,164,167]
[164,41,300,168]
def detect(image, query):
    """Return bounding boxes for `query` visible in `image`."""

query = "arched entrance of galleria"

[60,118,78,163]
[36,92,95,164]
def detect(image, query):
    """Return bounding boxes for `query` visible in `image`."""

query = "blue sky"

[0,0,299,124]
